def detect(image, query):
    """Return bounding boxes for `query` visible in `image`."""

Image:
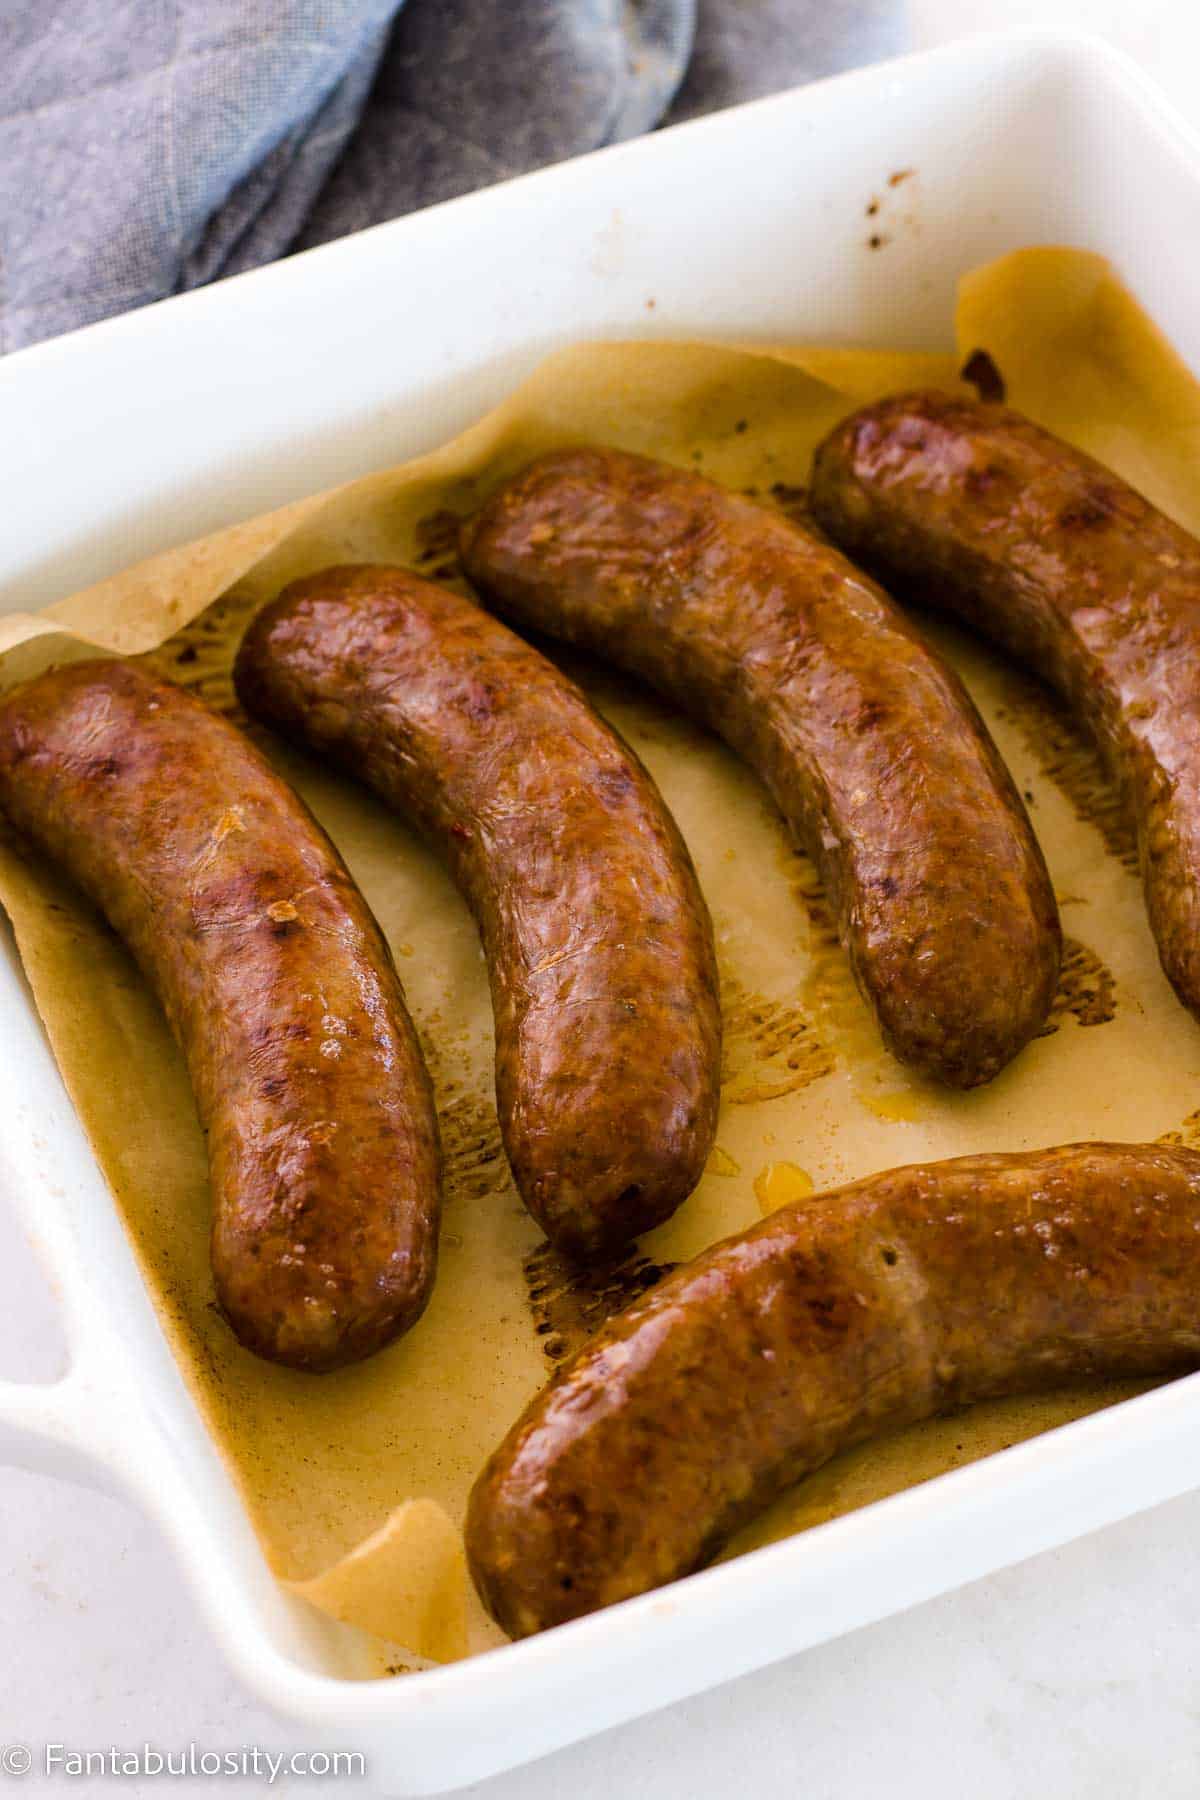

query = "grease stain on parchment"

[720,970,834,1104]
[1039,937,1118,1035]
[522,1242,678,1367]
[1157,1109,1200,1150]
[434,1080,511,1210]
[783,844,926,1118]
[992,674,1137,872]
[141,588,260,728]
[413,509,470,589]
[753,1160,814,1215]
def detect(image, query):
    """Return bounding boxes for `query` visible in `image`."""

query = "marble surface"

[6,3,1200,1794]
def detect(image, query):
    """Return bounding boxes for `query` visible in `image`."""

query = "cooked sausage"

[460,448,1060,1089]
[0,659,441,1372]
[467,1141,1200,1636]
[234,565,721,1259]
[810,389,1200,1024]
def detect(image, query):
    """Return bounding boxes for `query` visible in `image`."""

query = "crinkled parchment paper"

[4,248,1200,1668]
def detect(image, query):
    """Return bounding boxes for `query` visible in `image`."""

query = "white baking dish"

[3,28,1200,1795]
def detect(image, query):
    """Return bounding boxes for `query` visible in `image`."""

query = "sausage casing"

[0,659,441,1371]
[466,1142,1200,1636]
[234,566,722,1259]
[810,389,1200,1023]
[460,447,1060,1089]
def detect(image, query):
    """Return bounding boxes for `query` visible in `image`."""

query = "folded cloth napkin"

[0,0,905,354]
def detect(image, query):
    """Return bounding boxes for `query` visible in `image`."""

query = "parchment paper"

[4,248,1200,1668]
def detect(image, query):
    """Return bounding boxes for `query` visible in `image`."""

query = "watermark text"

[0,1743,365,1783]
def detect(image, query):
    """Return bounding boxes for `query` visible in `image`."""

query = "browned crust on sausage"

[810,389,1200,1024]
[0,659,441,1372]
[460,448,1060,1089]
[234,566,722,1258]
[466,1141,1200,1636]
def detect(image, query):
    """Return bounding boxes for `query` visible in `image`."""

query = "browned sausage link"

[0,660,441,1372]
[810,389,1200,1023]
[460,449,1060,1089]
[234,566,721,1259]
[467,1142,1200,1636]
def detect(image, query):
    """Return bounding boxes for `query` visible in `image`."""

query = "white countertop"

[6,4,1200,1794]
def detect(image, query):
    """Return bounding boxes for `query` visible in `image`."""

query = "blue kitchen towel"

[0,0,906,355]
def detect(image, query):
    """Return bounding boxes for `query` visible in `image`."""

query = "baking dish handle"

[0,1368,120,1491]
